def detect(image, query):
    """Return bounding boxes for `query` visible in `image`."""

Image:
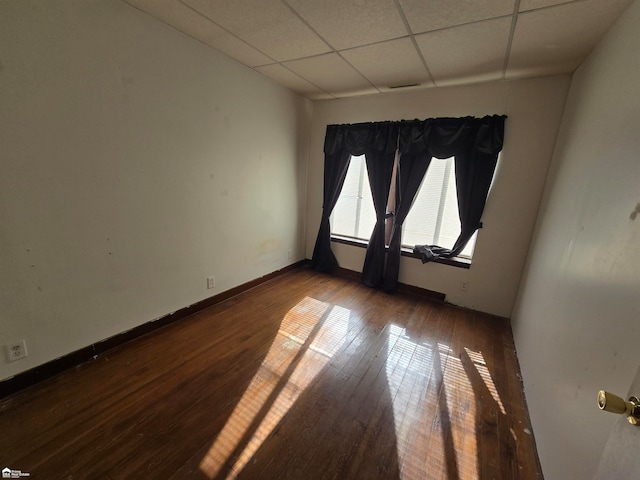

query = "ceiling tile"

[507,0,633,78]
[519,0,576,12]
[182,0,331,61]
[341,37,433,89]
[283,53,378,96]
[416,17,511,86]
[303,91,335,100]
[285,0,408,50]
[255,63,329,97]
[123,0,272,66]
[398,0,515,34]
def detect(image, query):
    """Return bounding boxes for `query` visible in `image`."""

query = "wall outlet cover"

[5,340,28,362]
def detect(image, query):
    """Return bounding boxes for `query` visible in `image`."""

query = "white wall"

[306,77,570,318]
[0,0,311,381]
[511,1,640,478]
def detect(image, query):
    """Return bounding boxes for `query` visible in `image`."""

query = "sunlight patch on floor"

[199,296,349,479]
[386,327,505,480]
[465,347,506,415]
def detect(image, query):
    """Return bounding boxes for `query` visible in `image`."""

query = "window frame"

[329,234,471,269]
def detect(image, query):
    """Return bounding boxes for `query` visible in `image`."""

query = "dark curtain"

[383,115,506,287]
[311,122,397,272]
[309,149,351,272]
[412,115,506,263]
[382,151,432,290]
[361,148,396,287]
[313,115,506,290]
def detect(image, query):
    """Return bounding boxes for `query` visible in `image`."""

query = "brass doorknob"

[597,390,640,425]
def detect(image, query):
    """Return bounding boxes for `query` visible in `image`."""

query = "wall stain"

[255,239,281,255]
[630,202,640,220]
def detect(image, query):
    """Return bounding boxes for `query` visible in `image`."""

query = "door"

[594,365,640,478]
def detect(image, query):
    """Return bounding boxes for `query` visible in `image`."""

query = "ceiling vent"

[388,83,420,89]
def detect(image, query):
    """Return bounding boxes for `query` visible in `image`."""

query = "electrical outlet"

[460,281,469,292]
[207,276,215,289]
[5,340,28,362]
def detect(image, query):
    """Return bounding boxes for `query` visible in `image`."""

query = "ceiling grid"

[123,0,633,99]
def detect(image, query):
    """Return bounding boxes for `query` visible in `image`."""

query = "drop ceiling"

[123,0,633,100]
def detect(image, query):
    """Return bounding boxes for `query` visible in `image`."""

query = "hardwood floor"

[0,267,542,479]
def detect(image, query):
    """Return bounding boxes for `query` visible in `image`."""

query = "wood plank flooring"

[0,267,542,479]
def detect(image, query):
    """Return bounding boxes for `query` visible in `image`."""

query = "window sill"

[330,235,471,269]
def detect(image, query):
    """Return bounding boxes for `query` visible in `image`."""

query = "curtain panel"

[310,122,397,272]
[404,116,506,268]
[361,147,396,287]
[311,115,506,291]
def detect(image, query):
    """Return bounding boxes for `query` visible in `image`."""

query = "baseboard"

[332,266,446,302]
[0,261,305,400]
[329,267,512,323]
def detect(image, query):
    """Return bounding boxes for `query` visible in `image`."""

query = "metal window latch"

[598,390,640,425]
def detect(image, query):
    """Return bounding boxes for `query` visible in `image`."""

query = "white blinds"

[403,157,476,257]
[331,155,376,240]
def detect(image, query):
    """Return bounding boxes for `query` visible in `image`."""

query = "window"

[331,154,478,259]
[331,155,376,240]
[403,157,476,258]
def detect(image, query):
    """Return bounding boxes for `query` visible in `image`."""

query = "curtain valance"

[398,115,506,156]
[325,115,506,157]
[324,122,399,156]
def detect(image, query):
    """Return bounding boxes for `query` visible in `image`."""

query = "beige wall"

[511,1,640,478]
[0,0,311,381]
[306,76,570,318]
